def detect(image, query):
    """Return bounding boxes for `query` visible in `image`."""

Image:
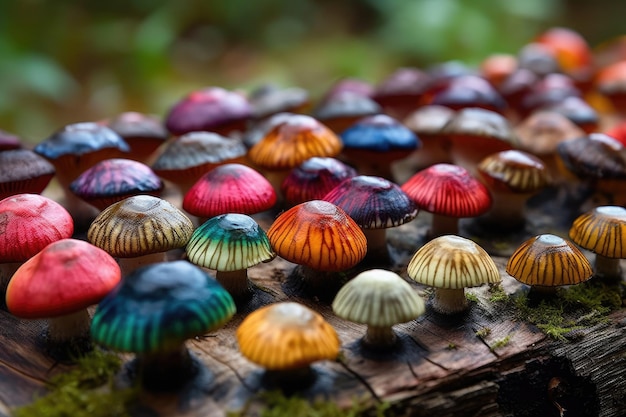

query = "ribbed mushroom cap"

[340,114,420,152]
[267,200,367,272]
[506,234,593,287]
[6,239,121,318]
[407,235,500,289]
[332,269,425,326]
[0,149,55,199]
[87,195,193,258]
[557,133,626,179]
[323,175,418,230]
[248,115,342,170]
[401,164,492,217]
[69,158,163,210]
[477,150,549,193]
[186,214,275,271]
[569,206,626,259]
[0,194,74,262]
[91,260,235,353]
[183,163,276,218]
[236,302,339,370]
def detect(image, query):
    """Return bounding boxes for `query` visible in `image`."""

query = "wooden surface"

[1,188,625,417]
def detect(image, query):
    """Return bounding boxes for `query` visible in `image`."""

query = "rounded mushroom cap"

[87,195,193,258]
[442,108,517,145]
[477,150,549,193]
[249,84,310,119]
[506,234,593,287]
[401,163,492,217]
[0,129,22,151]
[313,91,381,121]
[569,206,626,259]
[34,122,130,159]
[340,114,420,152]
[323,175,418,229]
[407,235,500,289]
[0,149,56,199]
[332,269,425,327]
[106,111,169,141]
[557,133,626,179]
[267,200,367,271]
[186,213,275,271]
[183,163,276,218]
[0,194,74,262]
[236,301,339,370]
[403,105,456,136]
[430,74,506,113]
[6,238,121,318]
[514,111,584,156]
[91,260,235,353]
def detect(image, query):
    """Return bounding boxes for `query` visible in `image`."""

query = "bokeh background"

[2,0,625,142]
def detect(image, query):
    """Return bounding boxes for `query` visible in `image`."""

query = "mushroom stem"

[362,228,390,264]
[118,252,167,277]
[47,309,91,343]
[430,214,459,238]
[363,325,397,348]
[481,192,528,229]
[136,344,197,390]
[215,269,252,298]
[431,288,469,314]
[594,255,622,281]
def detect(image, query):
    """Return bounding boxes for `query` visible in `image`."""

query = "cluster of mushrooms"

[1,26,626,396]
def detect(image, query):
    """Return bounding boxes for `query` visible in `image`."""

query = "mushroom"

[105,111,169,163]
[323,175,418,264]
[186,213,276,299]
[249,84,310,121]
[90,260,236,390]
[312,91,381,134]
[6,238,121,359]
[87,195,194,276]
[534,27,593,84]
[480,53,517,88]
[401,163,492,238]
[0,194,74,304]
[429,74,506,114]
[69,158,164,211]
[0,129,21,151]
[332,269,425,348]
[407,235,500,314]
[0,149,55,200]
[594,60,626,115]
[569,206,626,281]
[506,234,593,295]
[236,301,339,386]
[372,67,431,119]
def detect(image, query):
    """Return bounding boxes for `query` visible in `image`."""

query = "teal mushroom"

[90,260,236,390]
[186,214,275,299]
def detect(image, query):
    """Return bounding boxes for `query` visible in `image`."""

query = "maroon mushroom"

[0,149,55,200]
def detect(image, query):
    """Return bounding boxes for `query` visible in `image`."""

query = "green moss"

[465,292,479,303]
[489,335,511,351]
[446,343,457,350]
[487,283,509,303]
[13,349,138,417]
[475,327,491,338]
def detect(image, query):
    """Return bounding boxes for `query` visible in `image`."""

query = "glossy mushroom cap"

[267,200,367,272]
[373,67,431,119]
[341,114,421,153]
[403,105,456,137]
[515,111,585,157]
[430,74,506,113]
[6,239,121,318]
[0,194,74,263]
[557,133,626,180]
[236,302,339,370]
[69,158,163,210]
[506,234,593,287]
[534,27,592,79]
[91,260,236,353]
[183,163,276,218]
[313,91,381,133]
[477,150,549,194]
[0,149,55,199]
[541,96,598,133]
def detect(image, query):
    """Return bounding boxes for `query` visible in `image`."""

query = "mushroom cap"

[0,129,22,151]
[340,114,421,152]
[403,105,456,136]
[281,157,357,206]
[236,301,339,370]
[69,158,163,210]
[164,87,252,136]
[407,235,500,289]
[401,163,492,217]
[91,260,235,353]
[542,96,598,132]
[87,195,193,258]
[442,108,518,147]
[248,114,343,170]
[569,206,626,259]
[313,91,381,121]
[267,200,367,271]
[6,238,121,318]
[373,67,431,102]
[506,234,593,287]
[241,112,296,148]
[477,150,549,193]
[0,149,55,199]
[557,133,626,179]
[534,27,592,74]
[332,269,425,327]
[249,84,310,119]
[34,122,130,160]
[0,194,74,262]
[595,60,626,95]
[323,78,375,101]
[514,111,584,156]
[323,175,418,230]
[430,74,506,113]
[106,111,169,142]
[183,163,276,218]
[186,213,275,271]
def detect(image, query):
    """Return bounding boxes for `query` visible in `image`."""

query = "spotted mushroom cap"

[506,234,593,287]
[186,213,275,271]
[569,206,626,259]
[477,150,549,193]
[236,301,339,370]
[332,269,425,327]
[407,235,500,289]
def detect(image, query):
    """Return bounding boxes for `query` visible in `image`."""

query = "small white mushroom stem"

[46,309,91,343]
[215,269,252,298]
[594,255,622,281]
[363,325,397,348]
[137,344,195,387]
[430,214,459,238]
[431,288,469,314]
[482,192,529,227]
[363,228,389,261]
[118,252,167,277]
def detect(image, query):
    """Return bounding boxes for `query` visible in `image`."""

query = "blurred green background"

[1,0,625,142]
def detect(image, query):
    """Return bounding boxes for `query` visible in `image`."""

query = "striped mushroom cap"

[569,206,626,259]
[236,302,339,370]
[477,150,549,194]
[506,234,592,287]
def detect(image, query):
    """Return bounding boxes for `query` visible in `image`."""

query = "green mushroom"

[186,213,276,299]
[90,260,236,391]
